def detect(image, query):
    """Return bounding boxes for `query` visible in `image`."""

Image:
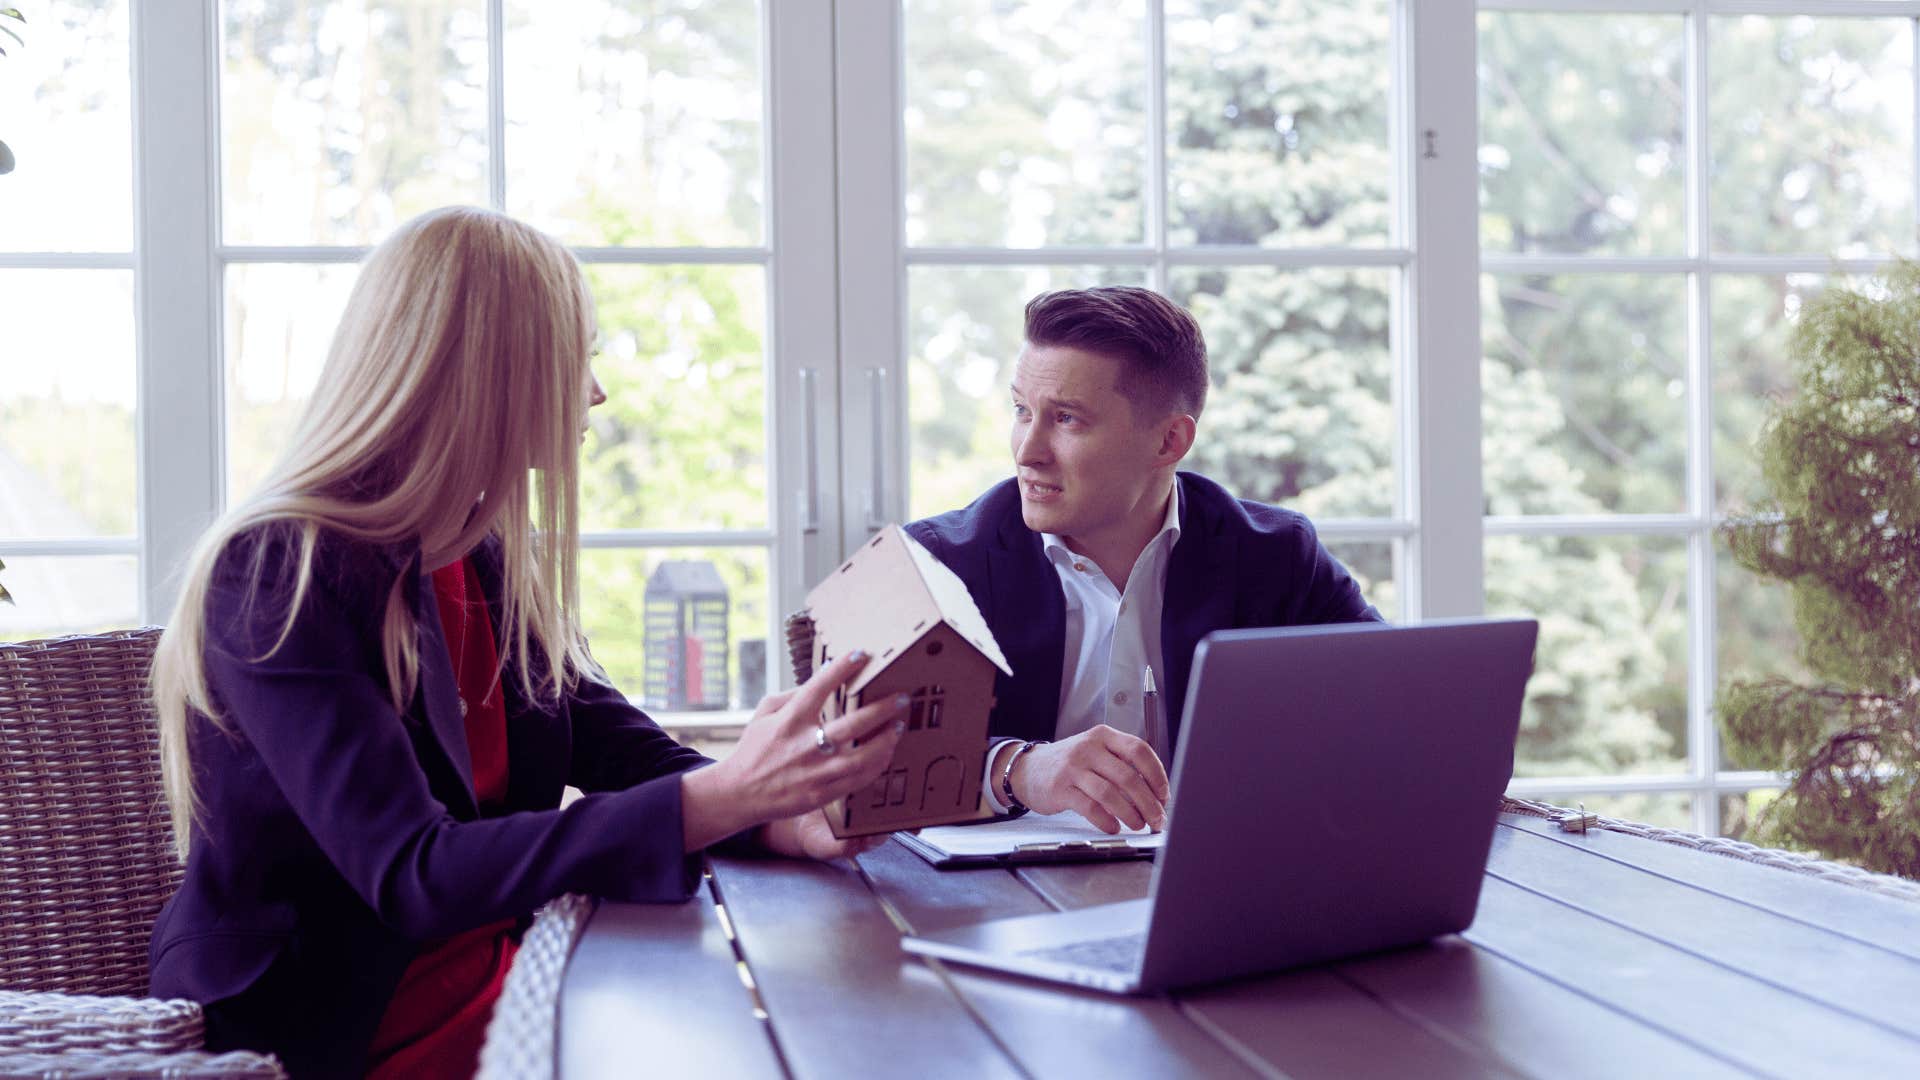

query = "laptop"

[899,617,1538,993]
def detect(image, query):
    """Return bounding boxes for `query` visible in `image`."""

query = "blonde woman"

[148,206,907,1078]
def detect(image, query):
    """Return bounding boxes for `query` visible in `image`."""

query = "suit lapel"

[466,539,569,812]
[406,551,480,817]
[987,514,1065,742]
[1161,474,1237,747]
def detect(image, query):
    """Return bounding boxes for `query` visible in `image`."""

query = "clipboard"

[894,811,1164,869]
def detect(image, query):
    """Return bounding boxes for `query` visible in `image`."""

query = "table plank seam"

[1008,868,1080,914]
[1167,998,1293,1080]
[1495,822,1920,965]
[1323,966,1540,1080]
[1483,869,1920,1050]
[1456,928,1781,1080]
[702,867,797,1079]
[851,857,1040,1080]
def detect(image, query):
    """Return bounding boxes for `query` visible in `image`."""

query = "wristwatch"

[999,739,1049,813]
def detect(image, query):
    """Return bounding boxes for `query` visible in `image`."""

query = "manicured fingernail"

[894,694,911,709]
[894,720,907,735]
[847,649,869,662]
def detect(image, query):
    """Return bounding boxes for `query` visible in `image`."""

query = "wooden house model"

[805,525,1011,837]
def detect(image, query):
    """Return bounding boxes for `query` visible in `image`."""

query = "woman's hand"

[681,650,909,852]
[757,808,890,862]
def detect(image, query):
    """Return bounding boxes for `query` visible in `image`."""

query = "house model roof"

[804,525,1012,698]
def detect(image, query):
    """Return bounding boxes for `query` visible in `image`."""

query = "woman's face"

[583,332,607,442]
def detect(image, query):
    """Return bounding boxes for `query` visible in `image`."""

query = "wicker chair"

[0,628,285,1078]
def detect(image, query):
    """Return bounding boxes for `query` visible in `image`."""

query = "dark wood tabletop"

[558,812,1920,1078]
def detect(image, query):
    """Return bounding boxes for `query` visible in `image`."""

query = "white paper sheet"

[905,810,1165,858]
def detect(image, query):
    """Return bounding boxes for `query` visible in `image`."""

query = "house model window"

[909,686,945,731]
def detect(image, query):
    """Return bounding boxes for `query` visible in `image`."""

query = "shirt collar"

[1041,481,1183,565]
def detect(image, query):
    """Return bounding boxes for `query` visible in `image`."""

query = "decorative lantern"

[642,560,730,712]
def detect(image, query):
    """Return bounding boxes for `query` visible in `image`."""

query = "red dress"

[364,557,519,1079]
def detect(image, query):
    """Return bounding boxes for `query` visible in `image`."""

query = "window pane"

[504,0,763,247]
[1173,266,1395,519]
[1718,789,1782,842]
[0,270,136,539]
[220,0,489,246]
[579,545,770,713]
[1324,540,1397,621]
[1166,0,1391,248]
[906,265,1149,521]
[582,265,767,531]
[1710,16,1913,257]
[224,265,359,501]
[1478,13,1685,257]
[1519,791,1692,831]
[1487,534,1688,778]
[0,0,132,251]
[903,0,1147,247]
[1714,533,1813,771]
[0,556,140,641]
[1482,274,1686,515]
[1710,274,1845,516]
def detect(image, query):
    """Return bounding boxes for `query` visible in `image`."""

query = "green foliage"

[1719,262,1920,875]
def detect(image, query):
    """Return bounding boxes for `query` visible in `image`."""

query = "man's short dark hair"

[1022,286,1208,420]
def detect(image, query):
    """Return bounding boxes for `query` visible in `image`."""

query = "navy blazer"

[905,472,1384,751]
[149,525,715,1078]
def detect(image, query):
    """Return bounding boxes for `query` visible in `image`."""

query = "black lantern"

[642,560,730,711]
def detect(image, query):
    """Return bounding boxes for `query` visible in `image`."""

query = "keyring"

[814,725,837,755]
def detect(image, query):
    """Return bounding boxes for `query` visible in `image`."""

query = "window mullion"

[1148,0,1168,295]
[487,0,505,210]
[131,0,222,624]
[1687,1,1721,836]
[832,3,904,555]
[767,1,843,683]
[1413,0,1483,619]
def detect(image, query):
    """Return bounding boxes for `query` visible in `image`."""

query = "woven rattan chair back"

[0,628,179,997]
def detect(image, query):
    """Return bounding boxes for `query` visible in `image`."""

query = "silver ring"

[814,725,837,755]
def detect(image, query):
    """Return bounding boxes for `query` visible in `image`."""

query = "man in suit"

[906,286,1383,835]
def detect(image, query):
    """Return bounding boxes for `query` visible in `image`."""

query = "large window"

[0,0,1898,841]
[1479,1,1917,833]
[889,0,1410,619]
[215,1,779,726]
[0,0,139,644]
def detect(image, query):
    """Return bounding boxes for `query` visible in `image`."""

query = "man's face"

[1009,343,1167,542]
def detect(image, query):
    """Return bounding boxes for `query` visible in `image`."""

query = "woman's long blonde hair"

[152,206,597,858]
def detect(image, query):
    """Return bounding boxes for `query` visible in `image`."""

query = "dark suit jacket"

[905,472,1384,751]
[149,524,715,1078]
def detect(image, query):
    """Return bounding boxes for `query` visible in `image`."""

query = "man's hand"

[757,809,890,862]
[1006,724,1169,834]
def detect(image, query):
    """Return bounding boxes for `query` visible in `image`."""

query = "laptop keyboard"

[1017,933,1146,973]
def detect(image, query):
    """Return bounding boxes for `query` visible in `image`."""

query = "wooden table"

[559,812,1920,1078]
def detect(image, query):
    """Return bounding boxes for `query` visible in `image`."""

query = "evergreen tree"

[1719,262,1920,877]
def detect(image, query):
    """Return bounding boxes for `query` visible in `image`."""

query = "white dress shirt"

[982,484,1183,812]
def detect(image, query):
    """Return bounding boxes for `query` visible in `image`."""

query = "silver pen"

[1142,665,1161,761]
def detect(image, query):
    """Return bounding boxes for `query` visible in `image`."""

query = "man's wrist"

[999,739,1049,813]
[983,739,1021,814]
